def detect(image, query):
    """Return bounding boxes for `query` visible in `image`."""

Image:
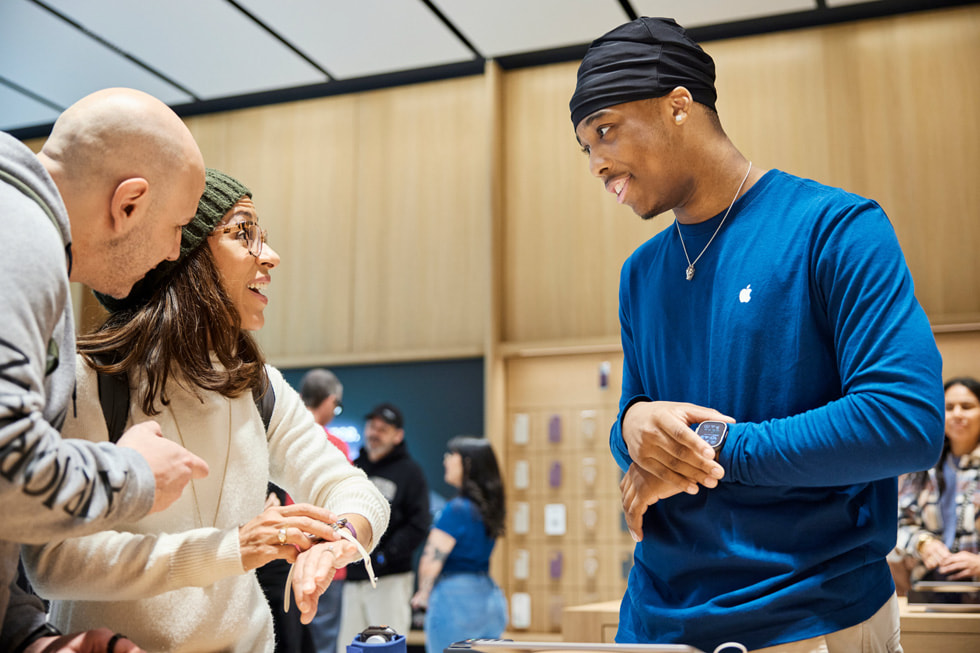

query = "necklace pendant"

[685,265,695,281]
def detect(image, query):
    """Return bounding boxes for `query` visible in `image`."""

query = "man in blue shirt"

[570,17,944,652]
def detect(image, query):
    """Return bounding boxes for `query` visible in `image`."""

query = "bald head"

[39,88,206,296]
[41,88,201,198]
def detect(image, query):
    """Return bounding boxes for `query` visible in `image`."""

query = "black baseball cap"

[365,403,404,429]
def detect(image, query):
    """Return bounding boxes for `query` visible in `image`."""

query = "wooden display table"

[561,600,620,644]
[900,597,980,653]
[562,597,980,652]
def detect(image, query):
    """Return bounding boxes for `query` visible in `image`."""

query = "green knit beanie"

[95,168,252,313]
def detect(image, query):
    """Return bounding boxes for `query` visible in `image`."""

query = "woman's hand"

[938,550,980,581]
[289,538,360,623]
[410,589,429,610]
[238,503,344,571]
[918,536,952,571]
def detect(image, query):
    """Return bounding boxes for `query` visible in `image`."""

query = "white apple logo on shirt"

[739,284,752,303]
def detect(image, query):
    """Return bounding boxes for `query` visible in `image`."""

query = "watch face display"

[696,421,727,448]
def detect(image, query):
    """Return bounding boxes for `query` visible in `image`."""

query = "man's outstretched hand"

[117,421,209,513]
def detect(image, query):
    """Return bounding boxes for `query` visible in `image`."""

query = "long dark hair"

[447,436,506,538]
[77,241,265,416]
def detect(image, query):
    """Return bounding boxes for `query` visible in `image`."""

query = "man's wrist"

[620,396,652,436]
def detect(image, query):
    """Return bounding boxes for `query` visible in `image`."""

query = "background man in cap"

[0,87,210,653]
[571,16,943,652]
[339,402,430,648]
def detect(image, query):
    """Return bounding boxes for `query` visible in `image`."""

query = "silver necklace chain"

[675,161,753,281]
[167,399,232,527]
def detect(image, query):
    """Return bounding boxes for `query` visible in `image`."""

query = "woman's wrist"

[341,520,356,542]
[339,514,372,547]
[916,532,938,557]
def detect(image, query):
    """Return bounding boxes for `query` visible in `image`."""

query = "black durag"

[569,17,717,129]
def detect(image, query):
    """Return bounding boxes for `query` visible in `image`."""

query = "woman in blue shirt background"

[411,437,507,653]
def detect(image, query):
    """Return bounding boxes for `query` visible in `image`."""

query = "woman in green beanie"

[23,169,390,653]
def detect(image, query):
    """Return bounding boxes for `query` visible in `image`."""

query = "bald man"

[0,88,210,653]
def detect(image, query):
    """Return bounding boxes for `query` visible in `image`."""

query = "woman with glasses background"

[23,169,390,653]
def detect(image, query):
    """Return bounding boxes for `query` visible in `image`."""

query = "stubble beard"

[99,223,157,298]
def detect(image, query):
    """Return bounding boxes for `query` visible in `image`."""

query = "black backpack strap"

[96,367,130,444]
[252,366,276,433]
[96,363,275,442]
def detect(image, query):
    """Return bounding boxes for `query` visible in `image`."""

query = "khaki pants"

[746,594,902,653]
[337,572,415,653]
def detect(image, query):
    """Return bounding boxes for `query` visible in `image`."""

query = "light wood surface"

[561,600,620,645]
[350,76,490,356]
[186,96,360,359]
[561,597,980,652]
[184,74,490,363]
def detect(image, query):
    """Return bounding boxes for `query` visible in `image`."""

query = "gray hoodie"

[0,131,155,649]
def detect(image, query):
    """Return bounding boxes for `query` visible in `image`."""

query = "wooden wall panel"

[351,76,489,356]
[501,63,660,344]
[184,76,490,363]
[185,97,359,362]
[936,331,980,382]
[503,351,631,631]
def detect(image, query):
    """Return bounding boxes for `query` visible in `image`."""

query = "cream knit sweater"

[23,359,390,653]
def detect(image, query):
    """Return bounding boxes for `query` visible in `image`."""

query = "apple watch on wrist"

[695,420,728,458]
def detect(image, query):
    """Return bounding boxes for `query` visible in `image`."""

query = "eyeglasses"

[212,221,268,258]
